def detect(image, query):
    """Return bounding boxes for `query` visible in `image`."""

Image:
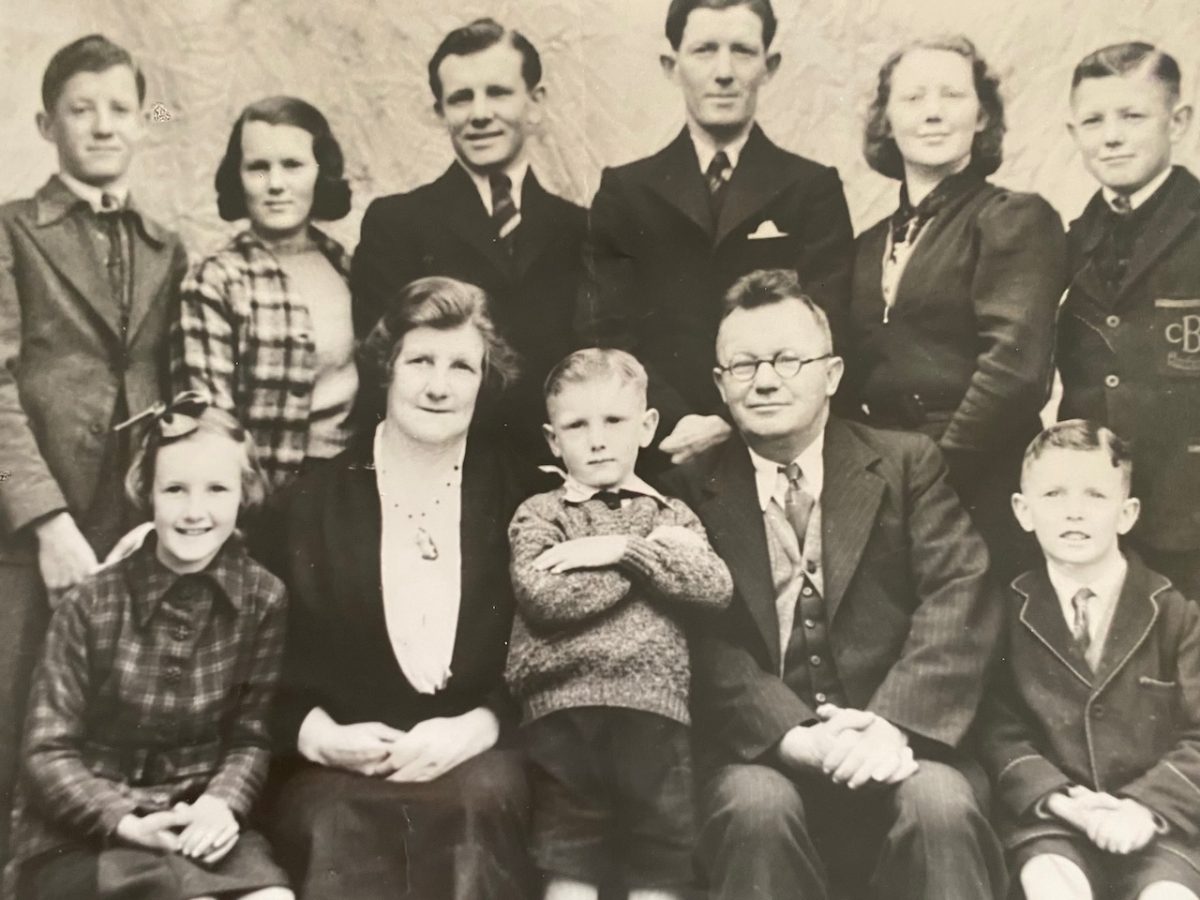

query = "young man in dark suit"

[351,18,586,460]
[662,269,1005,900]
[1058,42,1200,601]
[582,0,854,467]
[0,34,187,864]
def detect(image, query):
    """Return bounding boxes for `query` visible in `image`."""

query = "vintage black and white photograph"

[1,0,1199,897]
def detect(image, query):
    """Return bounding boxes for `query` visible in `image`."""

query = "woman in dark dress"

[844,35,1068,576]
[261,276,538,900]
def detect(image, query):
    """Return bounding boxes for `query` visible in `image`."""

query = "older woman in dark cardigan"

[842,35,1068,577]
[260,277,543,900]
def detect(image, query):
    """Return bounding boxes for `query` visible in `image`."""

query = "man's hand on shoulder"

[34,511,99,602]
[658,415,732,465]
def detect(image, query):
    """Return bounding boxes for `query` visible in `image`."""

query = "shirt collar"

[232,225,351,277]
[687,123,752,175]
[37,175,167,246]
[58,171,129,214]
[126,534,247,629]
[746,432,825,513]
[461,158,531,216]
[559,471,666,506]
[1104,166,1173,213]
[1046,552,1128,614]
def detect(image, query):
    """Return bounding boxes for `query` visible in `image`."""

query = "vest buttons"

[1106,315,1121,327]
[803,618,816,629]
[1104,374,1120,388]
[801,586,814,597]
[815,692,828,704]
[809,654,822,667]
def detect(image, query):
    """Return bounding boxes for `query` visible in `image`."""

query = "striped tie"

[1070,586,1094,661]
[782,463,815,556]
[706,150,732,218]
[489,172,520,254]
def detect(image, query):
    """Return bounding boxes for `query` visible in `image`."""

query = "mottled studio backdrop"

[2,0,1199,257]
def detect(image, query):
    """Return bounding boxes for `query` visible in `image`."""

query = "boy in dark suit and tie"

[351,18,586,461]
[581,0,854,467]
[1058,42,1200,601]
[0,34,187,863]
[980,420,1200,900]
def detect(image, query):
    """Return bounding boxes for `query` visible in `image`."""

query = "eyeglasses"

[716,351,833,382]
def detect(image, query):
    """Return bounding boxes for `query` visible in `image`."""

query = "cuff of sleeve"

[3,491,69,540]
[998,755,1073,818]
[98,798,140,837]
[621,536,662,579]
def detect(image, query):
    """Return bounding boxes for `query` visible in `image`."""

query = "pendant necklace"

[402,466,460,561]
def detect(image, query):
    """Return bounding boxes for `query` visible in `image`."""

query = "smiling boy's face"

[543,376,658,490]
[1068,69,1191,196]
[1012,447,1140,580]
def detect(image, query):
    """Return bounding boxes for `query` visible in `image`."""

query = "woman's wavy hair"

[355,276,520,424]
[863,34,1006,180]
[215,95,352,222]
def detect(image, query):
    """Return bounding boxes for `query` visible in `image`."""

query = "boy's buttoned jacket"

[979,555,1200,866]
[1058,166,1200,555]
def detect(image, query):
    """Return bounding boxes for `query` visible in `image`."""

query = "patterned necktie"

[706,150,733,218]
[781,463,815,556]
[489,172,520,254]
[99,192,131,333]
[1070,587,1094,660]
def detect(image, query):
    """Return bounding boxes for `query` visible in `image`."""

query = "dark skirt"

[18,830,287,900]
[263,748,533,900]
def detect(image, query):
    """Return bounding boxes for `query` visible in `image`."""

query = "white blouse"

[374,423,465,694]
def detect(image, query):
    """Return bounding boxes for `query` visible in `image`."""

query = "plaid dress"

[173,227,354,492]
[6,536,287,892]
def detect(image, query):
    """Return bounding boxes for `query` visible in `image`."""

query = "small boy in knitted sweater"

[506,348,733,900]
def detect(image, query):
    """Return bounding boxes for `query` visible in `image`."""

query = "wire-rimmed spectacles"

[716,351,833,382]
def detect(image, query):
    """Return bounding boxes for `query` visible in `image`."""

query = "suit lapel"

[820,419,885,623]
[29,180,124,339]
[126,217,174,344]
[512,170,556,277]
[1069,198,1114,307]
[432,164,514,278]
[1115,168,1200,302]
[1093,556,1162,689]
[645,128,715,242]
[714,125,793,247]
[1015,568,1094,687]
[699,438,782,670]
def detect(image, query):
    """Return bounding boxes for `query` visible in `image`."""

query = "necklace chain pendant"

[415,525,439,561]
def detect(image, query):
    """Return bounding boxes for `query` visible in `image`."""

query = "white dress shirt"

[1103,166,1172,213]
[1046,553,1128,672]
[59,171,129,212]
[688,124,752,176]
[462,158,530,216]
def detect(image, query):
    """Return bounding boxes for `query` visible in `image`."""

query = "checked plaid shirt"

[8,535,286,876]
[174,227,354,492]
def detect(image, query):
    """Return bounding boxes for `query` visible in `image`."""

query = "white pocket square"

[747,220,788,240]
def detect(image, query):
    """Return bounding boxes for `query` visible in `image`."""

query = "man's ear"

[526,82,548,127]
[1011,493,1034,533]
[36,110,53,142]
[1117,496,1141,535]
[823,355,844,398]
[712,367,728,405]
[1169,102,1193,143]
[765,52,782,77]
[660,53,678,82]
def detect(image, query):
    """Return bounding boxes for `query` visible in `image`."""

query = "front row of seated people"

[8,269,1200,900]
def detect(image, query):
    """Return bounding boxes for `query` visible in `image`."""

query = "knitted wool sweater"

[506,487,733,725]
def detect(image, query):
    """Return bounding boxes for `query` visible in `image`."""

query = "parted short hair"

[1021,419,1134,494]
[1071,42,1182,104]
[357,276,520,422]
[664,0,777,50]
[125,407,266,516]
[720,268,833,353]
[42,34,146,113]
[427,17,543,105]
[214,96,352,223]
[864,34,1006,180]
[544,348,649,405]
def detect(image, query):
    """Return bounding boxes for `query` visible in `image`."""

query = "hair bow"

[113,390,215,440]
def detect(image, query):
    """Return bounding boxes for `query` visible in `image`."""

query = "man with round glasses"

[663,268,1005,899]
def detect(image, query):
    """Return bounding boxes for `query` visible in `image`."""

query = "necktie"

[99,192,131,334]
[1110,193,1133,216]
[781,463,815,556]
[1070,587,1094,660]
[706,150,732,218]
[489,172,520,255]
[594,489,641,510]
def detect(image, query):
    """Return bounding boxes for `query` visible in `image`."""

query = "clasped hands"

[1046,785,1160,855]
[298,707,500,783]
[778,703,918,790]
[115,793,238,865]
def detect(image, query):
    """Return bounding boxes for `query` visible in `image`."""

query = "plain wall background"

[2,0,1199,257]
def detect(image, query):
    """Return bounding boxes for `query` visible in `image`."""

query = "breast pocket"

[1156,298,1200,379]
